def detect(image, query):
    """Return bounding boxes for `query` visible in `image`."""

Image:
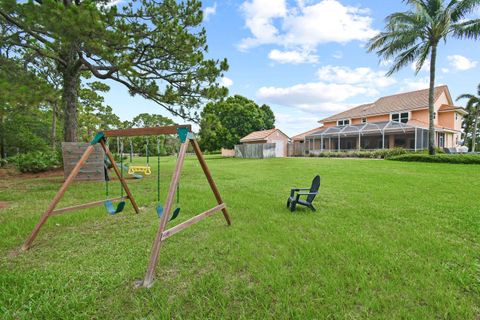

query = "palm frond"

[376,31,423,57]
[387,44,421,76]
[452,18,480,39]
[457,93,477,101]
[450,0,480,22]
[413,43,430,74]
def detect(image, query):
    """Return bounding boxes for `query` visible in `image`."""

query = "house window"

[391,112,409,123]
[433,112,436,119]
[361,118,367,123]
[455,113,458,120]
[337,119,350,126]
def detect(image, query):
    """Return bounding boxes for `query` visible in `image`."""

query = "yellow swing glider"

[128,137,152,175]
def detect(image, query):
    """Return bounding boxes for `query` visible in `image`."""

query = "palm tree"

[367,0,480,155]
[457,84,480,152]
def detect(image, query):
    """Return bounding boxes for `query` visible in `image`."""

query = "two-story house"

[292,85,466,154]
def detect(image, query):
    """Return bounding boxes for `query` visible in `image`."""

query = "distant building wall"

[221,148,235,157]
[234,143,276,159]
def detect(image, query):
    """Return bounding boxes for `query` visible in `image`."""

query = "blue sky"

[102,0,480,136]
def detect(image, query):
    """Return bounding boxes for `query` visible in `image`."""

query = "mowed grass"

[0,156,479,319]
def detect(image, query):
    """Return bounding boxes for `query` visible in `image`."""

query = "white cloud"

[257,82,368,113]
[332,51,343,59]
[447,55,478,71]
[268,49,318,64]
[275,111,322,136]
[239,0,377,63]
[220,76,233,88]
[281,0,377,47]
[257,64,396,114]
[204,3,217,22]
[441,68,450,74]
[99,0,122,8]
[238,0,287,50]
[316,65,396,88]
[398,78,430,93]
[379,59,393,67]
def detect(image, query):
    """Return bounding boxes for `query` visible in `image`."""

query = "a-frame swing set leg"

[21,125,230,288]
[22,138,139,251]
[140,138,190,287]
[139,135,231,288]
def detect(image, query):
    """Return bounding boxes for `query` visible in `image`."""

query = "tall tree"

[77,81,121,141]
[199,95,275,151]
[0,0,228,142]
[0,55,54,157]
[457,84,480,152]
[367,0,480,155]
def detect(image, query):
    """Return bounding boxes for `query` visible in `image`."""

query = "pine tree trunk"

[51,100,58,150]
[428,45,437,155]
[472,107,479,152]
[62,62,80,143]
[0,113,5,159]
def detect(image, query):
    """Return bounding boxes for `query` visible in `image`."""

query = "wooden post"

[140,139,190,288]
[22,145,96,250]
[191,139,231,225]
[100,139,140,214]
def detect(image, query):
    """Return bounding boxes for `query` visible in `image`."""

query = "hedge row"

[308,148,410,159]
[13,151,62,173]
[388,153,480,164]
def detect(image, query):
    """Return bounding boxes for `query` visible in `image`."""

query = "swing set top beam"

[102,124,191,138]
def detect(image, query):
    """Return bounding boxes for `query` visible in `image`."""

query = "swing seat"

[156,206,180,220]
[156,204,163,217]
[120,164,143,179]
[105,199,126,215]
[128,166,152,175]
[170,207,180,221]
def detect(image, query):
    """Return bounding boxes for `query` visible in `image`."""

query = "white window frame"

[390,112,409,123]
[361,118,367,123]
[337,119,350,126]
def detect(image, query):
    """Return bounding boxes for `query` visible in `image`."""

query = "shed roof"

[240,128,290,142]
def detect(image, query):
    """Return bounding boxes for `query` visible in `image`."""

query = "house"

[237,128,290,158]
[294,85,466,153]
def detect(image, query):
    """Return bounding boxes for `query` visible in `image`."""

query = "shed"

[238,128,290,158]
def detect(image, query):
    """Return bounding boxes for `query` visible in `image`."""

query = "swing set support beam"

[21,124,231,289]
[103,125,191,137]
[21,139,139,251]
[138,132,231,288]
[51,197,125,216]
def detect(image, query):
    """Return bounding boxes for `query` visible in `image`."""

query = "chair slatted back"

[307,175,321,203]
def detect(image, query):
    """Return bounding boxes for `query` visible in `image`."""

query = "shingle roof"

[240,128,289,142]
[438,104,468,114]
[320,85,449,123]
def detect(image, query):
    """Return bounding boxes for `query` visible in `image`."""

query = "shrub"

[311,148,409,159]
[388,154,480,164]
[15,151,62,173]
[0,158,7,167]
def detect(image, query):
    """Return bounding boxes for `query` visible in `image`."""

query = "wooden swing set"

[21,125,232,288]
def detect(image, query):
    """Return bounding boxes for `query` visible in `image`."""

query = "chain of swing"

[103,136,180,220]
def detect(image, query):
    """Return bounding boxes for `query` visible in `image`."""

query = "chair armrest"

[295,192,318,201]
[290,187,309,197]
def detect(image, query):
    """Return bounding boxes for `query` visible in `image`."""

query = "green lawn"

[1,156,479,319]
